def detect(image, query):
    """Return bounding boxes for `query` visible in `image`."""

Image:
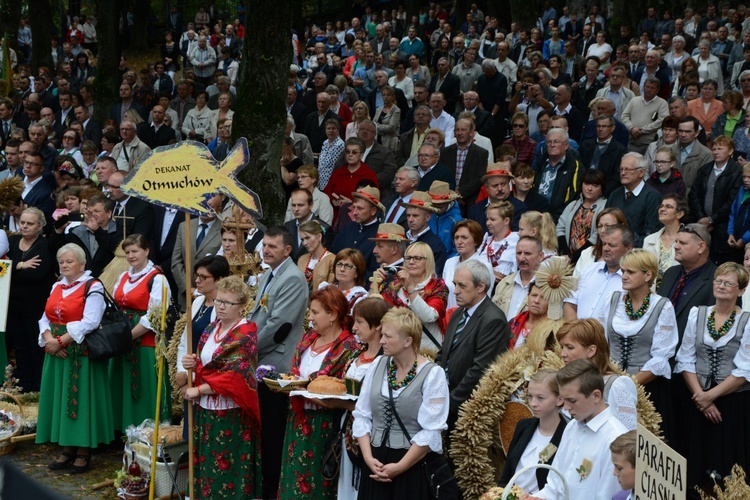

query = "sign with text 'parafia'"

[636,424,686,500]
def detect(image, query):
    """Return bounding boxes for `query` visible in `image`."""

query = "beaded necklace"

[387,357,418,390]
[707,308,737,341]
[304,249,328,282]
[213,318,242,343]
[310,338,336,357]
[624,293,651,320]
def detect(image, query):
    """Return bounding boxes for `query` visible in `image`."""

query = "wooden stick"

[157,493,182,500]
[91,479,115,490]
[184,213,195,500]
[148,282,170,500]
[10,434,36,443]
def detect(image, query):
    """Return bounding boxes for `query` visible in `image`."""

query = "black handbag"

[388,370,459,500]
[320,410,346,481]
[83,280,133,360]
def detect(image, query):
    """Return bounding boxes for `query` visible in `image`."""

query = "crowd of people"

[2,1,750,499]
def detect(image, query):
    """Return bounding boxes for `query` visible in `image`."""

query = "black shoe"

[48,451,75,470]
[69,454,91,474]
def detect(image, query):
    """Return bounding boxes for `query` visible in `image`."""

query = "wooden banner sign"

[636,424,686,500]
[120,138,262,218]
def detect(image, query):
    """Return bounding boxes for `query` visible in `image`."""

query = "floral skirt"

[36,351,114,448]
[194,406,262,499]
[278,407,339,499]
[109,344,172,431]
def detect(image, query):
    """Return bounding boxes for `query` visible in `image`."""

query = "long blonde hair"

[521,211,557,252]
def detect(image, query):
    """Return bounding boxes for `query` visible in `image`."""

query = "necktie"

[196,223,208,248]
[671,272,689,308]
[114,202,122,217]
[680,147,688,164]
[452,310,470,345]
[386,200,403,223]
[2,121,8,137]
[259,271,275,298]
[591,143,606,169]
[625,191,633,200]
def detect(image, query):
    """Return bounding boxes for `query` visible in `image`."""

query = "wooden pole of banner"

[184,213,195,500]
[148,284,169,500]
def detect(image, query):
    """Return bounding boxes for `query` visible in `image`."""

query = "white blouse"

[514,427,554,494]
[478,232,519,277]
[116,261,169,332]
[675,306,750,381]
[177,294,218,375]
[38,271,106,346]
[598,293,679,378]
[352,356,449,453]
[603,374,639,431]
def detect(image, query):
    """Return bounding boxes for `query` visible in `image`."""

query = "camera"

[522,83,529,91]
[384,266,401,276]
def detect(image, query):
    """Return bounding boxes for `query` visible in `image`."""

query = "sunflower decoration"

[0,261,9,278]
[534,256,577,321]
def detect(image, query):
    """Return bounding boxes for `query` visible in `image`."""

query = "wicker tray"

[263,377,310,393]
[0,392,24,457]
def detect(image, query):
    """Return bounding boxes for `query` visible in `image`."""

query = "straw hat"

[480,162,515,183]
[351,186,386,212]
[427,180,461,204]
[401,191,439,213]
[369,222,407,242]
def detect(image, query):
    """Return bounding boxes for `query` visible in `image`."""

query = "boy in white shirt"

[523,360,628,500]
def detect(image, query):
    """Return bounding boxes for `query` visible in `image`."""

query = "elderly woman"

[503,112,537,166]
[587,31,613,71]
[208,91,235,139]
[406,54,430,87]
[58,129,84,165]
[6,207,56,392]
[278,286,359,498]
[297,219,335,293]
[353,307,449,499]
[665,35,688,81]
[388,60,414,105]
[600,249,679,438]
[334,75,359,108]
[443,220,495,310]
[37,243,112,473]
[373,86,401,153]
[318,118,346,190]
[284,165,334,225]
[319,248,369,314]
[643,194,687,290]
[326,84,353,132]
[176,255,230,439]
[346,101,370,139]
[110,234,172,431]
[675,262,750,495]
[556,169,608,262]
[693,40,724,96]
[183,91,212,142]
[182,275,262,498]
[556,318,639,430]
[377,242,449,355]
[712,89,747,139]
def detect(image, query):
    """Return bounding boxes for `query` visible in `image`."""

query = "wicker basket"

[263,377,309,393]
[0,392,24,457]
[125,450,188,498]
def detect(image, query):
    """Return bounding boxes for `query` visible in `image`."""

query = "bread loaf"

[307,375,346,395]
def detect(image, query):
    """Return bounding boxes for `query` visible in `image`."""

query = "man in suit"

[137,105,176,149]
[552,83,584,143]
[687,136,742,264]
[563,13,584,42]
[606,153,663,247]
[150,206,185,301]
[440,117,490,210]
[169,81,196,131]
[303,91,341,154]
[110,82,148,125]
[429,57,461,115]
[106,171,154,240]
[632,51,672,101]
[383,166,419,228]
[74,104,102,146]
[436,259,510,430]
[455,91,494,138]
[20,150,55,225]
[0,98,13,151]
[656,224,716,337]
[416,142,454,192]
[283,188,333,262]
[171,194,225,310]
[55,91,75,131]
[579,114,628,196]
[677,116,714,192]
[249,227,308,500]
[285,86,308,133]
[366,69,409,121]
[577,24,595,58]
[469,163,527,231]
[402,191,448,275]
[398,105,431,167]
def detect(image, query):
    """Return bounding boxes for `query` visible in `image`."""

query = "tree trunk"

[29,0,53,72]
[0,0,23,53]
[92,0,124,126]
[130,0,151,52]
[233,0,293,225]
[507,0,545,33]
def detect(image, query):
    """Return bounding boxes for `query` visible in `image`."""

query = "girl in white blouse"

[598,249,678,441]
[353,308,449,499]
[674,262,750,495]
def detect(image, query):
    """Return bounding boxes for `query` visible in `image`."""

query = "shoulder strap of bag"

[83,278,117,306]
[421,324,440,349]
[387,358,437,443]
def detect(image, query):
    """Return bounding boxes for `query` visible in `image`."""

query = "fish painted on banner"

[121,138,262,218]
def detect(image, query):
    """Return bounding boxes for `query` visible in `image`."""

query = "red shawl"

[195,320,261,427]
[380,276,450,333]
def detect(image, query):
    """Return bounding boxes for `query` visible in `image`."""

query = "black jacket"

[499,417,569,489]
[532,153,584,222]
[579,138,627,196]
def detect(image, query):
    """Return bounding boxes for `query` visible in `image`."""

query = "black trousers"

[259,382,290,500]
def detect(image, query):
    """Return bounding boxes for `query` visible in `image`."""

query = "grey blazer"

[249,258,308,372]
[171,218,222,309]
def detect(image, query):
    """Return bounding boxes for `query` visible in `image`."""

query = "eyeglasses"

[547,140,566,146]
[596,223,616,230]
[344,149,361,155]
[195,273,213,281]
[713,278,739,288]
[215,299,242,308]
[679,225,705,242]
[619,167,641,173]
[335,261,356,270]
[23,160,44,168]
[512,123,526,128]
[417,153,437,158]
[405,255,427,262]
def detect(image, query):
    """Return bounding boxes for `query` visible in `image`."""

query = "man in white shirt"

[429,92,455,145]
[383,166,418,226]
[528,360,628,500]
[564,225,633,321]
[495,41,517,102]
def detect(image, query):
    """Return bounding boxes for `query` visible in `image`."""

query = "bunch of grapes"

[121,472,149,493]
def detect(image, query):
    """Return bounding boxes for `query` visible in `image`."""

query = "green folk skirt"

[194,406,263,499]
[35,351,114,448]
[109,344,172,431]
